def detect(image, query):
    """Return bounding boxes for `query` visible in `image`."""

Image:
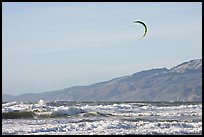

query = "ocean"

[2,100,202,135]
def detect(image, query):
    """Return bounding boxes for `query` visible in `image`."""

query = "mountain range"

[2,59,202,102]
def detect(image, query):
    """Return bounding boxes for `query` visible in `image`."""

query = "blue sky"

[2,2,202,95]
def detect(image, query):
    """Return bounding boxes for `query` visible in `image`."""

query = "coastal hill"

[3,59,202,102]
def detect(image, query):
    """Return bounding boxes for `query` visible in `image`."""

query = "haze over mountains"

[2,59,202,102]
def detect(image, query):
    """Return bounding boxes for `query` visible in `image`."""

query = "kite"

[134,20,147,39]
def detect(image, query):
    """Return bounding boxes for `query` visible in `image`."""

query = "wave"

[2,101,202,120]
[2,111,36,119]
[2,110,114,120]
[50,107,85,117]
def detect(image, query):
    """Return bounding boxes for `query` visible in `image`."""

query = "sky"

[2,2,202,95]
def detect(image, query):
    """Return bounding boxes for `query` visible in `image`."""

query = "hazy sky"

[2,2,202,95]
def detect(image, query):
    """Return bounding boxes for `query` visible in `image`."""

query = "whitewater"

[2,100,202,135]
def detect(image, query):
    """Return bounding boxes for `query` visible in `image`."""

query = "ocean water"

[2,100,202,135]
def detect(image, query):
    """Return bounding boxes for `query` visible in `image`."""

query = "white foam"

[2,102,202,135]
[51,106,85,116]
[2,119,202,135]
[37,100,47,106]
[2,102,17,107]
[2,103,32,113]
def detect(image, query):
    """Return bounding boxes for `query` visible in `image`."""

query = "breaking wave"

[2,100,202,135]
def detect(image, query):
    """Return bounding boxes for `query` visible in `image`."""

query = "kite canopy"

[134,20,147,38]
